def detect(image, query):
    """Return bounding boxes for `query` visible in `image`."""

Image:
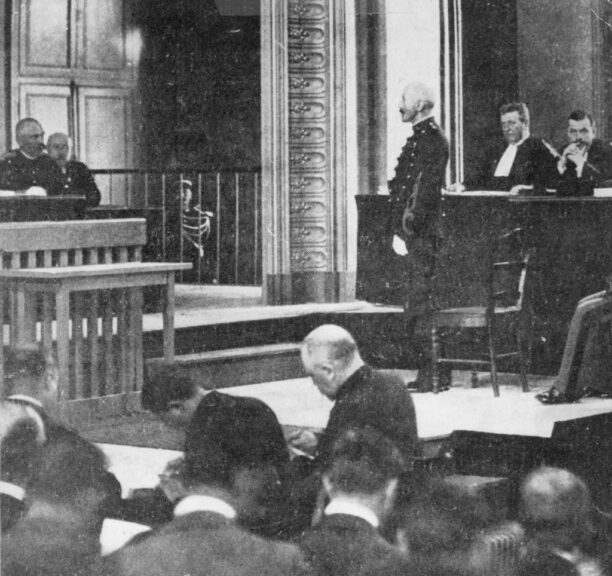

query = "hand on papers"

[287,429,318,458]
[157,457,187,503]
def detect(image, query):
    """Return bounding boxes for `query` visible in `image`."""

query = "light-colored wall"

[0,0,7,150]
[385,0,441,181]
[517,0,598,146]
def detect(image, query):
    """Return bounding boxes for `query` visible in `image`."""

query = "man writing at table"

[0,118,63,194]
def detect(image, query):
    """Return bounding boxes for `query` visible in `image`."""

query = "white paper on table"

[392,234,408,256]
[0,190,16,196]
[24,186,47,196]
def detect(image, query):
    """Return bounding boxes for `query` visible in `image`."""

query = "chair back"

[487,228,531,315]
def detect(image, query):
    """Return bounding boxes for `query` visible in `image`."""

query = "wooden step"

[146,343,304,389]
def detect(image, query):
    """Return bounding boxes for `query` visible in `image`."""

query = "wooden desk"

[0,262,190,404]
[0,195,87,221]
[356,194,612,373]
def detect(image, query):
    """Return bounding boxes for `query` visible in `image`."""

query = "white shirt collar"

[0,480,26,501]
[174,495,237,520]
[324,498,379,528]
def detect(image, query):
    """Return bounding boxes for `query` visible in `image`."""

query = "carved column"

[262,0,355,304]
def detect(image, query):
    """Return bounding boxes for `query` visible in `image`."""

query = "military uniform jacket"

[0,150,64,194]
[389,117,449,239]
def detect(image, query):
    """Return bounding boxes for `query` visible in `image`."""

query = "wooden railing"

[90,169,262,286]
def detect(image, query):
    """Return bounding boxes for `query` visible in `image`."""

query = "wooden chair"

[431,228,532,397]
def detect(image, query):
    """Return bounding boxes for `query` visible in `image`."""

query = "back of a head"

[520,466,591,532]
[302,324,359,367]
[27,427,109,508]
[324,426,405,495]
[0,403,45,485]
[3,348,57,412]
[184,393,289,490]
[141,363,198,413]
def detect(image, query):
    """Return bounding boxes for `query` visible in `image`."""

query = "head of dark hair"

[27,427,109,507]
[324,427,405,494]
[183,393,289,489]
[1,417,43,484]
[142,363,199,413]
[499,102,530,125]
[397,479,490,559]
[3,348,47,396]
[568,109,593,125]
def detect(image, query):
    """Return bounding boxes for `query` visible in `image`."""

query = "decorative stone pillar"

[261,0,356,304]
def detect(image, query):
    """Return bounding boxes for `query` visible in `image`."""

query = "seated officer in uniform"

[0,118,63,194]
[47,132,101,207]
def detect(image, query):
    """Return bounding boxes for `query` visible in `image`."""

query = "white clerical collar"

[324,499,379,528]
[0,480,26,501]
[174,495,237,520]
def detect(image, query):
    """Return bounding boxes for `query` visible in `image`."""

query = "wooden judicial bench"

[0,218,190,417]
[356,192,612,373]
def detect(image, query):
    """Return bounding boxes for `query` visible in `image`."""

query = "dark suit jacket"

[389,117,449,239]
[61,161,102,207]
[1,514,102,576]
[100,511,310,576]
[0,492,25,533]
[300,513,408,576]
[561,138,612,185]
[315,365,420,465]
[471,136,557,191]
[0,151,64,194]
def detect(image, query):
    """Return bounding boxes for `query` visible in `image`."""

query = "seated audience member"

[99,398,310,576]
[1,428,115,576]
[392,480,493,576]
[289,324,420,466]
[124,365,290,536]
[517,466,608,576]
[299,427,409,576]
[47,132,101,207]
[0,118,63,194]
[452,102,557,194]
[556,110,612,194]
[286,324,419,534]
[3,347,60,424]
[0,402,46,533]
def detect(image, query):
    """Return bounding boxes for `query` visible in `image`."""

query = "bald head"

[301,325,363,399]
[399,82,435,124]
[47,132,71,166]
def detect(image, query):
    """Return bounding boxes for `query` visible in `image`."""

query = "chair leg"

[517,328,529,392]
[488,324,500,397]
[470,369,479,388]
[432,326,440,394]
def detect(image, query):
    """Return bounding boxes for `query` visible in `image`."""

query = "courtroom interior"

[2,1,612,576]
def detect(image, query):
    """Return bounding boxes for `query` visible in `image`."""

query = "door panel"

[18,84,71,146]
[81,0,126,71]
[21,0,71,72]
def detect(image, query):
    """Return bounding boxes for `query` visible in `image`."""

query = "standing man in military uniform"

[389,82,449,391]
